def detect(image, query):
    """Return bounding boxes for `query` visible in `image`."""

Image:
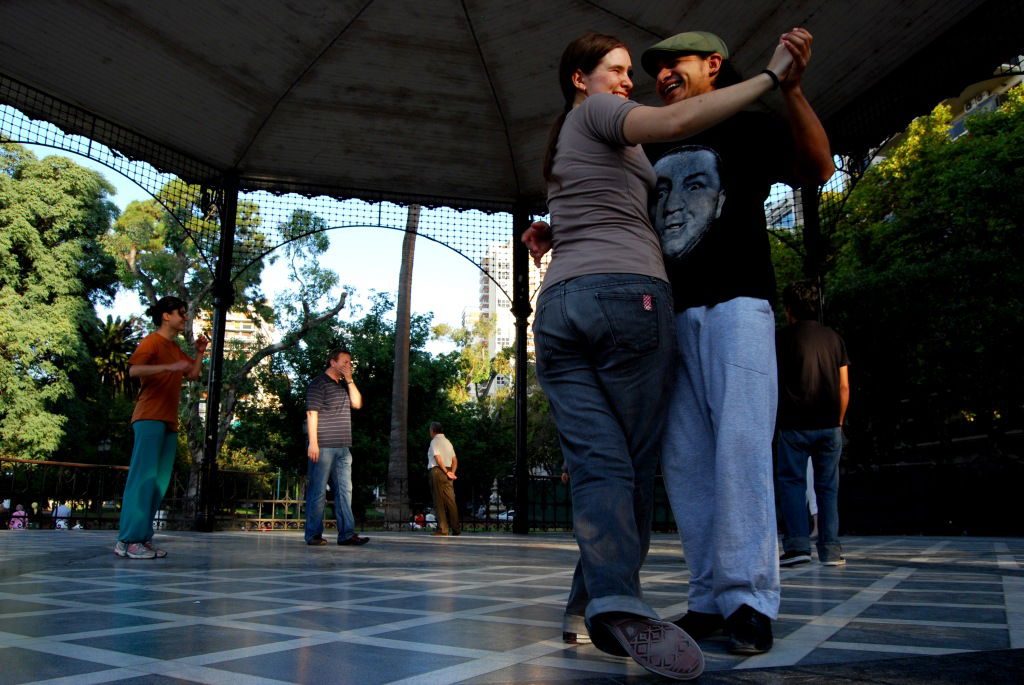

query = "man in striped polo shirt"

[304,348,368,546]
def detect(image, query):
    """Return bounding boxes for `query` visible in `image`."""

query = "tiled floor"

[0,531,1021,684]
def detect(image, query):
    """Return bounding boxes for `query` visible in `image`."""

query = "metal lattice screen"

[4,47,1022,311]
[1,75,518,306]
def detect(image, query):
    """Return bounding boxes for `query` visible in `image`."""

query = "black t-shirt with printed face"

[646,111,794,311]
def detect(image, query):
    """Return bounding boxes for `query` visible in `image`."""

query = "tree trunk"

[386,205,419,528]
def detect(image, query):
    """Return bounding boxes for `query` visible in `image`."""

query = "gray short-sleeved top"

[540,93,668,294]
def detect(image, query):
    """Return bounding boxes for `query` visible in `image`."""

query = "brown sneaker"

[337,534,369,546]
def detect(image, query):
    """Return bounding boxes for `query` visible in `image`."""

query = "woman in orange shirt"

[114,296,207,559]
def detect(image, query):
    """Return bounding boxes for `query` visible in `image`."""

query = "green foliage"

[433,316,513,403]
[827,87,1024,458]
[229,293,468,517]
[0,143,118,457]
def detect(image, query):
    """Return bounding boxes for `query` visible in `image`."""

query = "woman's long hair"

[542,32,629,183]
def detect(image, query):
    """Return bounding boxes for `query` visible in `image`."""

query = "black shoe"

[779,550,812,567]
[672,610,725,639]
[725,604,773,655]
[451,529,461,536]
[591,613,704,680]
[338,534,369,546]
[306,536,328,546]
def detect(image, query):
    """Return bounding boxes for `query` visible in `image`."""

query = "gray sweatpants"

[662,297,781,620]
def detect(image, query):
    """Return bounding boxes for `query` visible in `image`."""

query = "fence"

[0,458,305,532]
[0,458,684,533]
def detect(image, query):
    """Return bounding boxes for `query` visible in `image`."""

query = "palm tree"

[386,205,419,528]
[93,315,143,396]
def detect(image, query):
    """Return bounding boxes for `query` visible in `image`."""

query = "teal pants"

[117,420,177,543]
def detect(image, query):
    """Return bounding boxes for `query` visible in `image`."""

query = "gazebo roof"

[0,0,1019,212]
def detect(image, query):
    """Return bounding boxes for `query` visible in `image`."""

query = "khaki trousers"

[429,466,460,534]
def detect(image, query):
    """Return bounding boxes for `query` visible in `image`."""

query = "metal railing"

[0,458,683,533]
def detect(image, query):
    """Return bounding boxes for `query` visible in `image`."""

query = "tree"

[386,206,420,527]
[827,87,1024,460]
[0,143,118,458]
[433,316,513,403]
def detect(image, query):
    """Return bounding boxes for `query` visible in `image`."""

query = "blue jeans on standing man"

[304,446,355,543]
[533,274,676,639]
[776,427,843,561]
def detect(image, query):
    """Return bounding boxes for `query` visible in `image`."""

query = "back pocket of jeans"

[595,293,659,353]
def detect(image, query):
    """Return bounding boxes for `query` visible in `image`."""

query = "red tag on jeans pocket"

[642,294,653,311]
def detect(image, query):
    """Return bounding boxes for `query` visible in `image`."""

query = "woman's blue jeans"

[534,274,676,627]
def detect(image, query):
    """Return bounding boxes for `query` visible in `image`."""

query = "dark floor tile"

[367,594,502,613]
[895,580,1003,592]
[378,616,555,649]
[242,606,418,632]
[2,609,171,638]
[158,580,292,594]
[449,571,528,582]
[859,603,1006,623]
[464,661,634,683]
[462,583,556,599]
[797,646,928,666]
[516,576,574,587]
[904,573,998,583]
[354,578,458,592]
[102,675,205,685]
[878,590,1004,605]
[142,596,292,617]
[209,641,471,685]
[772,618,807,639]
[203,568,294,580]
[0,646,109,683]
[0,580,103,595]
[69,623,294,660]
[254,586,382,602]
[0,599,65,615]
[63,587,188,605]
[831,621,1008,650]
[479,603,563,623]
[781,587,860,601]
[779,598,842,615]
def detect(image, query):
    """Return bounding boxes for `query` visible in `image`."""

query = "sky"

[23,145,483,355]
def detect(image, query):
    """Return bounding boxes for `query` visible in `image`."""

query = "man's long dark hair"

[542,32,630,183]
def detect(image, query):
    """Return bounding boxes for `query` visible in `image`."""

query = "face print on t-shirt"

[651,146,727,261]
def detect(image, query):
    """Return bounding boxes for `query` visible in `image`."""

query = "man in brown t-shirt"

[114,296,207,560]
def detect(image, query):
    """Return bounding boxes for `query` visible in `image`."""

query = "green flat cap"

[641,31,729,77]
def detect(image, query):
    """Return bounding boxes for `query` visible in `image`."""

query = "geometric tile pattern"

[1,531,1021,684]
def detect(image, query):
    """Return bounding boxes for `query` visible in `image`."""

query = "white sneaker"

[143,541,167,558]
[125,542,156,559]
[113,540,128,557]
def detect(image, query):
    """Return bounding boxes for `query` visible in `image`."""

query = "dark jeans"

[776,427,843,560]
[304,447,355,543]
[534,274,676,625]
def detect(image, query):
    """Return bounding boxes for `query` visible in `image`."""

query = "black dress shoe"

[306,537,328,546]
[338,534,370,546]
[725,604,773,655]
[672,610,725,639]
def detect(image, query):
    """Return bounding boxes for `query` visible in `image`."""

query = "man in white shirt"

[427,422,460,536]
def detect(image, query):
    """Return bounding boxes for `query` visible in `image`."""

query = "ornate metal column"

[511,201,532,534]
[194,172,238,531]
